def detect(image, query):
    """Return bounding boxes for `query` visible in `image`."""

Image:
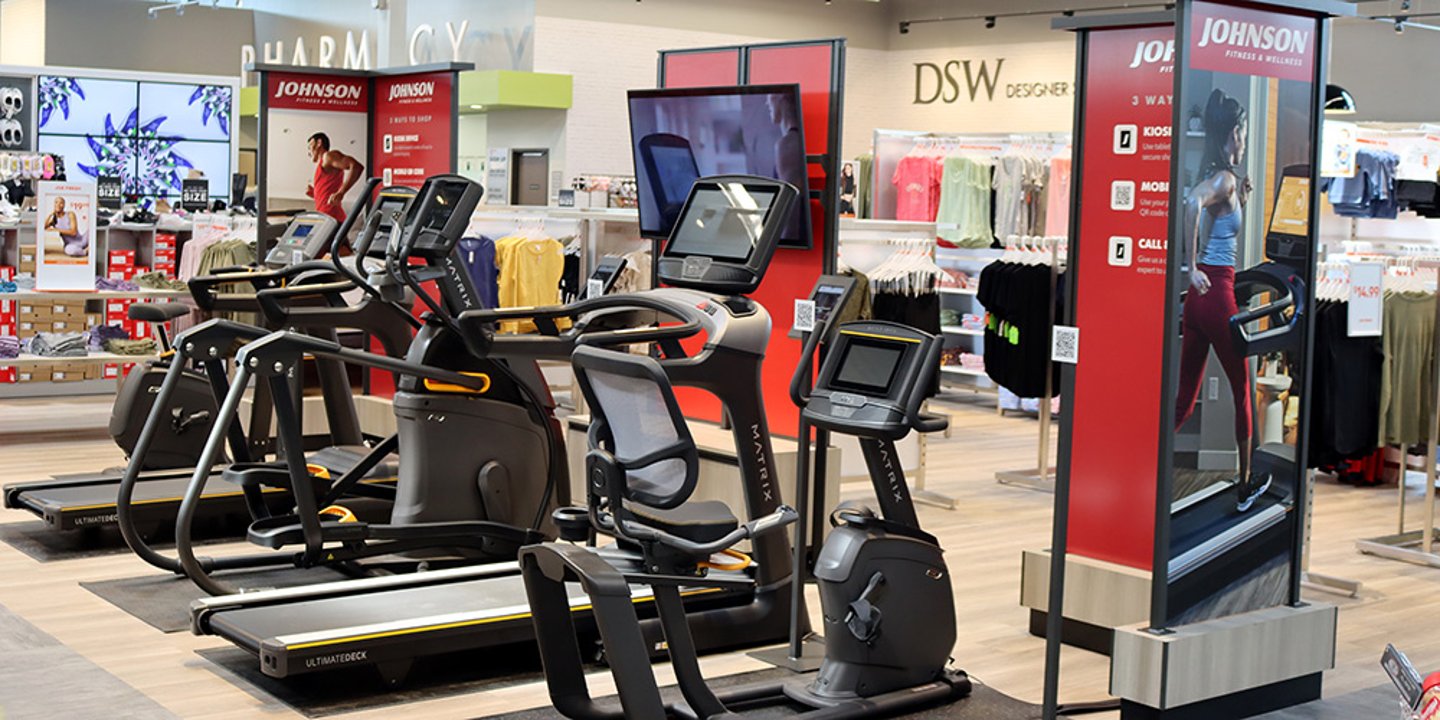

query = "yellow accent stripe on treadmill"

[838,330,922,343]
[283,587,723,651]
[58,476,398,513]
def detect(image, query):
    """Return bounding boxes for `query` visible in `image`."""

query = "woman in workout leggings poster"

[1174,88,1268,513]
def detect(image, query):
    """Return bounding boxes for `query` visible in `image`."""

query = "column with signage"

[370,69,461,188]
[1041,3,1351,719]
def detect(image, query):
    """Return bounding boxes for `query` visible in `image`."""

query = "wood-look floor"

[0,393,1431,719]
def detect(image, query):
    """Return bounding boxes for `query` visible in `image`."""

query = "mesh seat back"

[572,346,698,509]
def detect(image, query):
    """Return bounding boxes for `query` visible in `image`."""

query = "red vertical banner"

[371,71,456,188]
[1065,24,1176,570]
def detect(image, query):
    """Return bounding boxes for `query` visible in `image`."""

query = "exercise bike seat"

[128,302,191,323]
[622,500,738,545]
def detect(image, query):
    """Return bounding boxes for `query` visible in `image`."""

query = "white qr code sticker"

[1052,325,1079,364]
[793,299,817,333]
[1110,180,1135,211]
[586,278,604,299]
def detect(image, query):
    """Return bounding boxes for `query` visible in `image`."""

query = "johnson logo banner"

[1188,1,1317,83]
[268,74,368,112]
[387,81,435,102]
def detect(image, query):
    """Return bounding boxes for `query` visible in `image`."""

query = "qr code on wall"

[1052,325,1079,364]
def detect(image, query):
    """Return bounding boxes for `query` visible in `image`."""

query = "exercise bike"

[521,310,971,718]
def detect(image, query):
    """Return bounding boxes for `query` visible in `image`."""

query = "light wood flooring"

[0,393,1431,718]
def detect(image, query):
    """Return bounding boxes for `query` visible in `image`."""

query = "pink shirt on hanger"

[892,155,938,222]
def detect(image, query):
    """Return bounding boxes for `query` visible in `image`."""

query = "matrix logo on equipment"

[1108,236,1133,267]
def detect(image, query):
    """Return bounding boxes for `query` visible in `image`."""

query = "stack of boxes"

[0,297,13,384]
[17,245,34,276]
[107,249,138,281]
[154,233,177,278]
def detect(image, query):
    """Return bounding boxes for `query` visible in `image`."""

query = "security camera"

[1396,20,1406,33]
[985,16,996,29]
[899,21,910,34]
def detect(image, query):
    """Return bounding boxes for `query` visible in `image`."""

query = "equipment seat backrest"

[571,345,698,510]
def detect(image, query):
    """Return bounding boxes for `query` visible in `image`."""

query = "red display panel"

[266,72,368,113]
[1065,24,1175,569]
[370,71,456,188]
[662,42,836,439]
[662,50,741,88]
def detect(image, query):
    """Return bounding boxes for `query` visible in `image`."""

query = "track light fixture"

[984,16,996,29]
[1397,19,1406,33]
[898,21,911,34]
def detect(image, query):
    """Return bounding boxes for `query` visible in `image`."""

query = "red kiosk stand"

[1034,2,1352,719]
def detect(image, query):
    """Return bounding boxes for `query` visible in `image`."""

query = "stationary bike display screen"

[292,223,314,237]
[665,182,781,261]
[831,338,907,396]
[423,182,466,231]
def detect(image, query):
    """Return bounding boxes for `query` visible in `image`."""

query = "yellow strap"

[423,371,491,395]
[698,548,751,572]
[318,505,357,523]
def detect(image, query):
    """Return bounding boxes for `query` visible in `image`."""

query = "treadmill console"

[804,321,941,440]
[264,211,338,268]
[657,174,798,295]
[401,175,485,260]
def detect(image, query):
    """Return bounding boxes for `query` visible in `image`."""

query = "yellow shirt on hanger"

[496,235,572,334]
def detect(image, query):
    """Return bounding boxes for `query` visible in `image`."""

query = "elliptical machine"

[519,183,969,718]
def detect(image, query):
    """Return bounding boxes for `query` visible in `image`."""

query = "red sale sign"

[266,72,368,113]
[1189,0,1316,82]
[371,72,455,188]
[1066,23,1176,570]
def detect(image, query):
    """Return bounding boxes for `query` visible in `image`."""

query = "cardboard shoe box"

[16,362,45,383]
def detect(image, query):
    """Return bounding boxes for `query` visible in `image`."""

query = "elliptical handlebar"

[789,321,825,409]
[904,340,949,434]
[327,178,385,303]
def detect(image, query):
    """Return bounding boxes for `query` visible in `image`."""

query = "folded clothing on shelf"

[104,337,157,356]
[88,324,131,350]
[940,308,961,327]
[29,331,88,357]
[0,335,19,358]
[96,276,141,291]
[133,271,187,291]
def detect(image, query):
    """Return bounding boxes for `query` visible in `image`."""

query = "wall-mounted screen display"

[37,76,234,207]
[629,84,811,248]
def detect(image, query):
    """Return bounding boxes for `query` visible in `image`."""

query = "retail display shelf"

[0,351,154,365]
[1,289,187,300]
[938,287,979,296]
[940,365,987,378]
[941,326,984,337]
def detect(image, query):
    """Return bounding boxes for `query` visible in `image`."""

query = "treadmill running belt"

[207,575,550,653]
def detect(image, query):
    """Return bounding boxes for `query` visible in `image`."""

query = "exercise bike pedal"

[247,514,371,548]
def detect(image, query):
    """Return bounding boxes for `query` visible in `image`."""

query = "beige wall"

[0,0,45,66]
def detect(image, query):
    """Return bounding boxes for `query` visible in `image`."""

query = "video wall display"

[36,75,234,206]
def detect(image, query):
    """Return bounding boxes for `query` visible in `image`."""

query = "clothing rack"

[834,233,954,510]
[1356,257,1440,569]
[995,236,1065,492]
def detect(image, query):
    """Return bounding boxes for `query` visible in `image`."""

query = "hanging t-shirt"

[993,155,1028,242]
[892,154,939,222]
[935,157,995,249]
[1378,291,1436,446]
[457,236,499,309]
[1044,156,1073,238]
[495,235,571,334]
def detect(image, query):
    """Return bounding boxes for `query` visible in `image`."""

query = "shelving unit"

[935,246,999,397]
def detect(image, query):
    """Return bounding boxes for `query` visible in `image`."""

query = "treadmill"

[190,174,802,685]
[1167,259,1306,620]
[2,188,414,534]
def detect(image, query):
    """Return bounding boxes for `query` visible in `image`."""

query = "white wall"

[484,107,567,201]
[534,14,1076,184]
[457,112,487,183]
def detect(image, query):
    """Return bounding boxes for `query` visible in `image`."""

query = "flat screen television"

[628,84,811,249]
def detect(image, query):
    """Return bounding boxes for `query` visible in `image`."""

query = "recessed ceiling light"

[469,104,485,110]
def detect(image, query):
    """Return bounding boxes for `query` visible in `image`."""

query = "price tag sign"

[97,175,123,209]
[180,178,209,211]
[586,278,604,299]
[1348,262,1383,337]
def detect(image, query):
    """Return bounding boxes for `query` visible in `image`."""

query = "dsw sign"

[913,59,1004,104]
